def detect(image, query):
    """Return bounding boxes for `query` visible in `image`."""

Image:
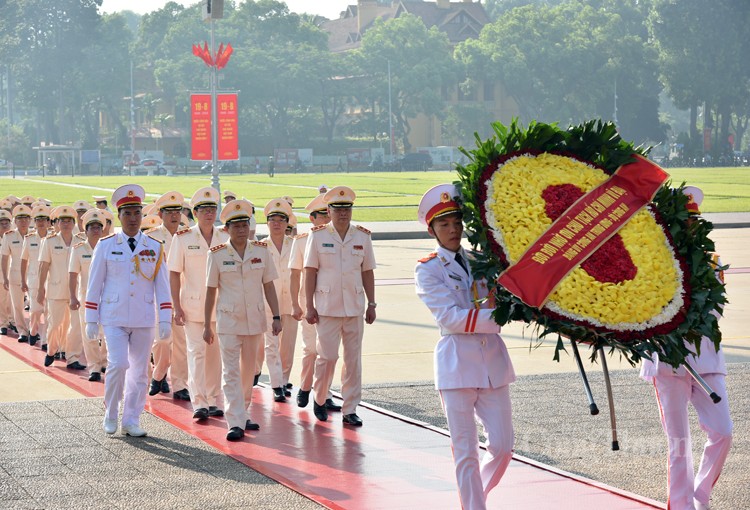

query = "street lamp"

[203,0,224,198]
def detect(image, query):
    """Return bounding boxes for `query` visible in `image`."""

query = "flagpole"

[209,17,221,201]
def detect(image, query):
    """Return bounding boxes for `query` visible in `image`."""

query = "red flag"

[202,42,213,66]
[215,43,233,70]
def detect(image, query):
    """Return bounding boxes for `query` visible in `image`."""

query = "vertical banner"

[191,94,212,160]
[217,93,238,161]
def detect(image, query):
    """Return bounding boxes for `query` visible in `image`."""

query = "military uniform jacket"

[414,246,516,391]
[0,230,27,285]
[206,241,278,335]
[303,223,377,317]
[38,233,75,300]
[85,232,172,327]
[21,232,44,283]
[167,225,228,323]
[145,224,176,254]
[267,235,293,315]
[288,233,309,272]
[68,241,95,301]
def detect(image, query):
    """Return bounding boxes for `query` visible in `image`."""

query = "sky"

[100,0,351,20]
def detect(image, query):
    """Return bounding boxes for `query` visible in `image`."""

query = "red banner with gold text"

[217,93,238,161]
[190,94,212,161]
[497,155,669,308]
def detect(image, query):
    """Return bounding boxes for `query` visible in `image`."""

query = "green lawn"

[2,166,748,222]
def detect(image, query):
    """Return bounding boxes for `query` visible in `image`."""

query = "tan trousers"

[218,333,262,430]
[313,316,363,415]
[169,323,189,392]
[0,285,11,328]
[26,278,46,343]
[46,299,70,357]
[184,320,222,410]
[78,308,107,373]
[8,284,29,336]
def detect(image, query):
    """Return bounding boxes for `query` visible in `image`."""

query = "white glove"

[158,321,172,340]
[85,323,99,340]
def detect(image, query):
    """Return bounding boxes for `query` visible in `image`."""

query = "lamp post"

[387,60,394,161]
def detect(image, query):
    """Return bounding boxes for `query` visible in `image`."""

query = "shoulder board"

[25,232,36,238]
[76,232,86,239]
[73,241,86,248]
[210,243,227,253]
[145,233,164,244]
[356,225,371,235]
[418,252,438,263]
[293,233,309,239]
[311,224,327,232]
[45,233,56,239]
[176,228,191,236]
[251,240,267,248]
[1,231,8,237]
[144,227,159,235]
[100,233,115,240]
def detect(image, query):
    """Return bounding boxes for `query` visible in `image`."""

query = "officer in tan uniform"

[20,195,36,207]
[204,199,282,441]
[69,209,108,381]
[0,210,14,336]
[21,205,52,347]
[145,191,190,401]
[73,200,92,234]
[304,186,377,426]
[38,205,85,370]
[289,194,339,410]
[168,187,228,421]
[261,198,297,401]
[223,190,237,204]
[2,205,32,342]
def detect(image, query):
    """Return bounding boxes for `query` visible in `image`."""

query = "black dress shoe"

[0,327,7,336]
[253,373,261,386]
[18,335,29,343]
[245,419,260,431]
[28,335,39,346]
[61,352,66,360]
[8,324,17,334]
[226,427,244,441]
[88,372,101,382]
[54,352,61,360]
[44,355,55,367]
[285,382,293,389]
[41,344,47,352]
[272,387,286,402]
[313,401,328,422]
[208,406,224,417]
[284,387,292,397]
[66,361,86,370]
[296,389,310,408]
[325,398,342,412]
[148,378,162,396]
[173,389,191,401]
[101,367,106,373]
[342,413,363,427]
[160,378,170,393]
[193,408,209,421]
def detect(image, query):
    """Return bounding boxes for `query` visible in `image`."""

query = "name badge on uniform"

[82,255,92,259]
[112,251,123,255]
[31,243,38,247]
[222,261,235,266]
[251,257,262,264]
[54,246,63,250]
[353,245,363,250]
[448,273,463,281]
[322,243,334,248]
[188,245,200,250]
[11,240,19,244]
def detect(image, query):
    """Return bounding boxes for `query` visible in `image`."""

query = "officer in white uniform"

[0,210,13,336]
[204,199,281,441]
[1,205,33,343]
[262,198,297,402]
[85,184,172,437]
[640,187,732,510]
[145,191,190,401]
[69,209,108,381]
[289,193,338,410]
[414,184,516,510]
[304,186,377,426]
[21,205,52,347]
[168,187,228,422]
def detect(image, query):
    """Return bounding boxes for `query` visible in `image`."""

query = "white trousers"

[103,326,154,427]
[184,320,222,410]
[440,386,514,510]
[313,316,362,414]
[8,283,29,336]
[653,373,733,510]
[219,333,262,430]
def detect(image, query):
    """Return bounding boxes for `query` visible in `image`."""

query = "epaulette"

[293,232,309,239]
[73,241,86,248]
[100,233,115,240]
[25,232,36,238]
[356,225,371,235]
[144,226,159,235]
[176,228,191,236]
[45,233,56,239]
[210,243,227,253]
[418,252,438,263]
[251,240,267,248]
[145,232,164,244]
[311,224,326,232]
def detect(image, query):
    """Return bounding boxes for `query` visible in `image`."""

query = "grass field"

[2,167,748,222]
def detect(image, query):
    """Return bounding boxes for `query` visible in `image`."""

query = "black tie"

[455,252,469,275]
[128,237,136,252]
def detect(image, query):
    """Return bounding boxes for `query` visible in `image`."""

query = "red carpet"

[1,334,664,509]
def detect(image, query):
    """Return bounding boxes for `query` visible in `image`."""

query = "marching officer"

[204,199,282,441]
[640,186,732,510]
[168,187,228,422]
[223,190,237,204]
[259,198,297,402]
[21,204,52,347]
[289,193,339,410]
[85,184,172,436]
[414,184,515,510]
[69,209,108,381]
[145,191,191,401]
[0,210,14,336]
[304,185,376,426]
[38,205,85,370]
[1,205,32,343]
